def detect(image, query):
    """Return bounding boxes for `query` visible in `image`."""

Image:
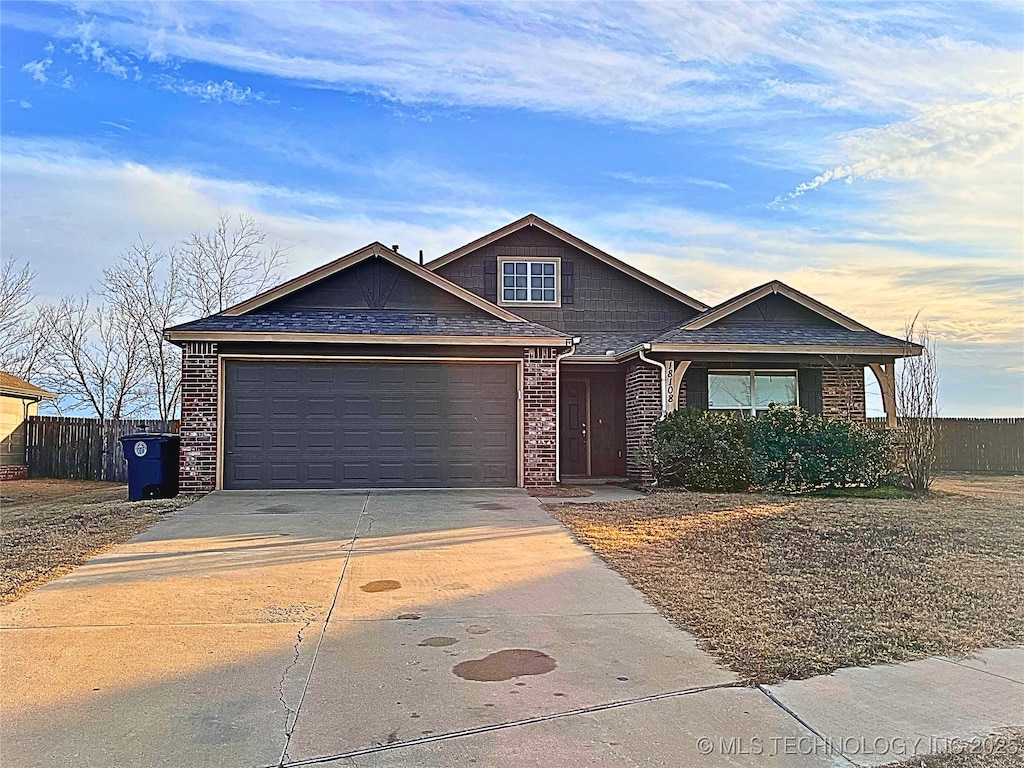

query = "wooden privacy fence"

[26,416,179,483]
[869,417,1023,473]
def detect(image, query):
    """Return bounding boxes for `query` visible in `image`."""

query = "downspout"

[553,337,580,483]
[638,344,667,416]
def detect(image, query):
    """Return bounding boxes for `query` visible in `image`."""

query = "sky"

[1,1,1022,417]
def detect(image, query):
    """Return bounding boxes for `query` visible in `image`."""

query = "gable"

[220,242,526,322]
[707,293,843,328]
[264,256,492,317]
[434,225,701,333]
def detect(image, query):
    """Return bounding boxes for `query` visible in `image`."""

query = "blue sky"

[2,1,1022,415]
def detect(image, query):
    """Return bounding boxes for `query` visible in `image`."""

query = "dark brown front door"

[561,379,589,476]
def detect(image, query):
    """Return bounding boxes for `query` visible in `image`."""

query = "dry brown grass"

[552,474,1024,685]
[0,479,194,603]
[528,485,594,498]
[887,729,1023,768]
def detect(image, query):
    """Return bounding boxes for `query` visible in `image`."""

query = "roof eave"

[164,330,572,347]
[648,342,921,357]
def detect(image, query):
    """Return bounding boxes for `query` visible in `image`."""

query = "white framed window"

[708,370,798,416]
[499,258,559,305]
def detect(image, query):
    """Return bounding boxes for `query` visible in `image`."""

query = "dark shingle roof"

[574,332,657,357]
[654,323,909,348]
[167,310,566,339]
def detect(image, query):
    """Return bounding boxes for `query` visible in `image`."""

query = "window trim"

[497,256,562,308]
[707,369,799,416]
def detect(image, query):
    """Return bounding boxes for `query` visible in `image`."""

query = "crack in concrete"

[278,618,314,739]
[937,655,1024,686]
[273,681,742,767]
[277,491,373,768]
[757,685,859,767]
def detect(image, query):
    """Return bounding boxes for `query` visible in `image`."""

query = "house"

[0,372,55,481]
[165,214,919,492]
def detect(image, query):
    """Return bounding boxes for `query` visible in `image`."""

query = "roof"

[165,310,571,346]
[221,242,528,323]
[652,323,919,355]
[682,280,869,331]
[427,214,709,312]
[572,331,660,358]
[0,372,55,399]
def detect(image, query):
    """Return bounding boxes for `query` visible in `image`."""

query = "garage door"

[223,360,518,489]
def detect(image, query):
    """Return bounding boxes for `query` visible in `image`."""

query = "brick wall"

[625,361,662,483]
[523,346,558,487]
[0,464,27,481]
[179,341,219,493]
[821,365,866,421]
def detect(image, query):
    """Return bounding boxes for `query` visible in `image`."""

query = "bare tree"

[181,212,287,316]
[38,296,148,420]
[102,240,187,421]
[896,314,939,491]
[0,258,46,377]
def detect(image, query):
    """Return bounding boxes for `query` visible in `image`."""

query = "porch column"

[868,362,898,428]
[625,360,661,483]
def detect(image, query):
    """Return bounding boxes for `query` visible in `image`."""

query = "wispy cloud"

[67,20,140,81]
[607,172,733,191]
[21,57,52,84]
[774,97,1023,205]
[100,120,131,131]
[19,100,33,109]
[32,4,1024,124]
[156,77,267,105]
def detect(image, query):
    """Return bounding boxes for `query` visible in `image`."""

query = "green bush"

[747,407,895,493]
[648,408,751,492]
[647,406,895,493]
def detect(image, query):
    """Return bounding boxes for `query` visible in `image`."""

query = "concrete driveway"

[3,489,843,767]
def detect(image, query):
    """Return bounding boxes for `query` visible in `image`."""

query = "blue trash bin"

[119,433,180,501]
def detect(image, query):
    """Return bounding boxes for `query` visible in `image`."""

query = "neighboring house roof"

[0,372,55,399]
[427,214,710,312]
[221,242,529,323]
[682,280,869,332]
[166,310,570,345]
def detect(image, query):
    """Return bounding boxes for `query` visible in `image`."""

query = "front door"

[561,379,590,476]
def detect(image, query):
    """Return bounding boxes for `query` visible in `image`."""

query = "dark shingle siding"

[434,227,698,333]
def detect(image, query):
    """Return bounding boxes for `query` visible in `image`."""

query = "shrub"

[647,406,896,494]
[747,406,895,493]
[648,408,751,492]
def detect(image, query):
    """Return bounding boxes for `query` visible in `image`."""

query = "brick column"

[523,346,558,487]
[179,341,219,493]
[625,360,661,483]
[821,365,866,421]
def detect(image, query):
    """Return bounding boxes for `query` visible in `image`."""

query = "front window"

[708,370,797,416]
[500,260,558,304]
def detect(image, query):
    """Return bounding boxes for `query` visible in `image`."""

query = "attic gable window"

[499,258,559,305]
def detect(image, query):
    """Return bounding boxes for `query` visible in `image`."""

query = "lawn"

[551,474,1024,685]
[0,479,193,603]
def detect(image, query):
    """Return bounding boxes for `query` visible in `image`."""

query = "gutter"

[638,343,667,416]
[553,337,580,484]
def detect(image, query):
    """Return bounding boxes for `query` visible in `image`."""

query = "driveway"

[2,489,844,767]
